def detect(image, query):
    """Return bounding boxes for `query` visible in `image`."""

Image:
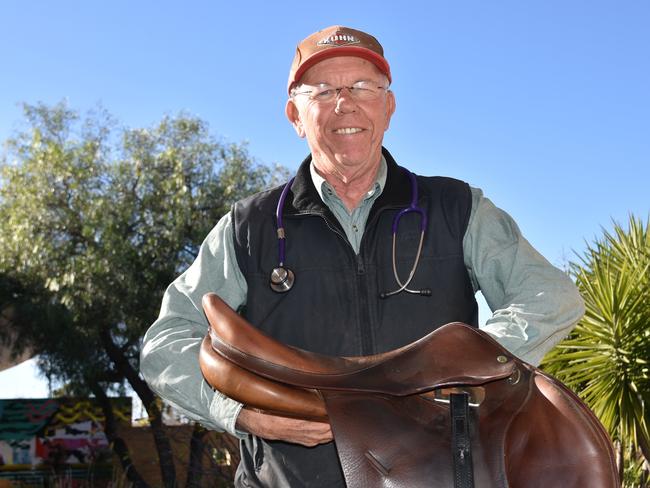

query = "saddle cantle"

[199,293,618,488]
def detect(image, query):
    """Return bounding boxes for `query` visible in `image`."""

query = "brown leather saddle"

[199,293,618,487]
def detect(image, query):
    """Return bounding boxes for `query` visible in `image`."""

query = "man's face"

[286,56,396,178]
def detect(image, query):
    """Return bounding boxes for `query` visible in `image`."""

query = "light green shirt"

[141,158,584,437]
[309,157,387,253]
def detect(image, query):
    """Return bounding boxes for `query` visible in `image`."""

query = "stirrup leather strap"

[450,392,474,488]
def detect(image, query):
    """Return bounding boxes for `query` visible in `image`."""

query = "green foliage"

[542,215,650,486]
[0,100,286,393]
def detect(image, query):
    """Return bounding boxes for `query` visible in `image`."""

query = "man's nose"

[334,87,357,114]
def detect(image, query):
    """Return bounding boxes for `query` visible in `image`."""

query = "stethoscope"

[270,168,432,299]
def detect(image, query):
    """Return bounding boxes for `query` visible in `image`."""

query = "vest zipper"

[291,211,349,247]
[295,211,374,355]
[356,255,366,274]
[355,253,374,354]
[356,205,404,355]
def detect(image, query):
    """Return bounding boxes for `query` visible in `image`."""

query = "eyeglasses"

[291,80,389,103]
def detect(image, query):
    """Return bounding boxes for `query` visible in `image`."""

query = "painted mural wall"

[0,398,130,469]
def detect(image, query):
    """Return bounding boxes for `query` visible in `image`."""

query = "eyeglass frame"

[290,80,390,103]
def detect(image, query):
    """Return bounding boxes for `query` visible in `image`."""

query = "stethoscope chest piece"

[270,266,295,293]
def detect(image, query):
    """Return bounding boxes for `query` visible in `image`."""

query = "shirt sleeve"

[140,212,248,436]
[463,187,585,366]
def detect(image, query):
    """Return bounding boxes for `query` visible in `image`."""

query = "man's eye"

[315,89,335,99]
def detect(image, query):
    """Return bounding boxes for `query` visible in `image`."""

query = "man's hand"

[236,408,333,447]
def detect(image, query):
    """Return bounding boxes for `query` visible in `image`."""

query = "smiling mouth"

[334,128,363,135]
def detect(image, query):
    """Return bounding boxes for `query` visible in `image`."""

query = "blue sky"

[1,1,648,395]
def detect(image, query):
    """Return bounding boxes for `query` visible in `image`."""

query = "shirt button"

[352,225,358,232]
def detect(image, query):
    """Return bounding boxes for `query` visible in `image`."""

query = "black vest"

[231,148,477,487]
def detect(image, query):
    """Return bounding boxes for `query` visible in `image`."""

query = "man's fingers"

[236,408,333,447]
[283,418,333,447]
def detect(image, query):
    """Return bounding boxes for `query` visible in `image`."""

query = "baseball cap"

[287,25,391,94]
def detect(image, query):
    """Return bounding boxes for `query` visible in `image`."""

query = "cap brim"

[289,47,391,93]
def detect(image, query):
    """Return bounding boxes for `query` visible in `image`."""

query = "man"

[141,26,584,486]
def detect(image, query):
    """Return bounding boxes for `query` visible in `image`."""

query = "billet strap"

[450,392,474,488]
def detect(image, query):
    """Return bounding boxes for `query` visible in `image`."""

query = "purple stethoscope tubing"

[275,176,295,267]
[392,169,427,234]
[382,168,430,298]
[271,168,430,297]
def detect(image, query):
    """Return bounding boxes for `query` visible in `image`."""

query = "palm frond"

[541,215,650,482]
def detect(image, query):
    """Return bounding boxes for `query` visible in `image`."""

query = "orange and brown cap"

[288,25,391,94]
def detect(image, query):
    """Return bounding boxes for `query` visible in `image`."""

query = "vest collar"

[286,147,413,216]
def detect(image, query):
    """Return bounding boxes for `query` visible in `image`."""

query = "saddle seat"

[203,293,516,395]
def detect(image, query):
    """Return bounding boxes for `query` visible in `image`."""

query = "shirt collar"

[309,156,387,204]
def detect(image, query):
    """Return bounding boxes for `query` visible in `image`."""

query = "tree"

[542,215,649,487]
[0,101,287,486]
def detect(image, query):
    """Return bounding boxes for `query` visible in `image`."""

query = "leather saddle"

[198,293,618,487]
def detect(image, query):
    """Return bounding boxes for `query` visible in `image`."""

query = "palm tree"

[542,215,649,487]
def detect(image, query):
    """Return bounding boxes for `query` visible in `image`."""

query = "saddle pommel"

[199,335,328,421]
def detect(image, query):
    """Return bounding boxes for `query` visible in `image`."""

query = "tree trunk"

[185,423,207,488]
[90,382,150,488]
[99,326,178,487]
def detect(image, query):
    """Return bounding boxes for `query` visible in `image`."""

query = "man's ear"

[286,99,305,138]
[384,90,396,131]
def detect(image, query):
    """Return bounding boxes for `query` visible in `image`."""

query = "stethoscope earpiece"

[379,287,432,299]
[270,266,295,293]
